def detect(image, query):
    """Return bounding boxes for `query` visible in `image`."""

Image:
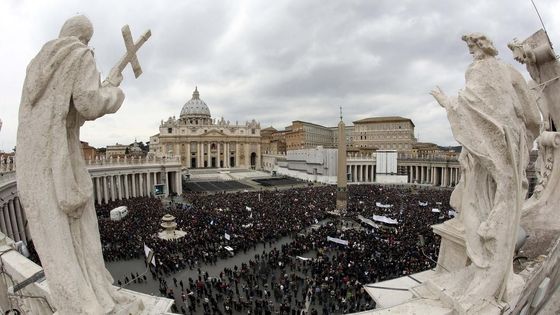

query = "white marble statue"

[430,33,540,312]
[508,30,560,231]
[16,15,148,314]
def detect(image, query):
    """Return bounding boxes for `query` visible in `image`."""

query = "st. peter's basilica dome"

[179,87,211,120]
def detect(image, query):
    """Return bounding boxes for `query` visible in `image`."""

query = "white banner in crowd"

[246,206,252,211]
[448,210,457,217]
[357,215,379,229]
[143,243,156,267]
[296,256,312,261]
[372,215,398,225]
[418,201,428,207]
[242,223,253,228]
[431,208,441,213]
[375,202,393,208]
[327,236,349,246]
[224,233,231,240]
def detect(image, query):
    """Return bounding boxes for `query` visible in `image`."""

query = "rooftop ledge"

[0,233,176,314]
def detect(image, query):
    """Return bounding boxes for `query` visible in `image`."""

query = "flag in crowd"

[143,243,156,267]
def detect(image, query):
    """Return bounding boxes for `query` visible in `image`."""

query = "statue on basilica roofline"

[430,33,541,312]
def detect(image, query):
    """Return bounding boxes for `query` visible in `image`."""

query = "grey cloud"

[1,0,558,150]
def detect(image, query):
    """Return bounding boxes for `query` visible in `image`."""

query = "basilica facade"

[149,88,262,169]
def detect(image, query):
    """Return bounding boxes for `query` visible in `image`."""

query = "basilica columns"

[96,177,102,204]
[0,198,31,244]
[398,162,461,187]
[110,175,116,202]
[14,199,26,244]
[235,143,240,168]
[200,143,204,168]
[244,144,250,168]
[224,143,229,168]
[0,208,7,238]
[217,142,221,168]
[103,176,109,203]
[2,205,12,241]
[186,142,191,167]
[207,143,211,168]
[8,200,19,242]
[124,175,130,199]
[117,175,123,200]
[256,143,261,170]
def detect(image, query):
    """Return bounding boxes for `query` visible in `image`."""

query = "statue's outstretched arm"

[72,51,125,121]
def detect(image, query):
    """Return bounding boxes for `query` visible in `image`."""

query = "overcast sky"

[1,0,559,152]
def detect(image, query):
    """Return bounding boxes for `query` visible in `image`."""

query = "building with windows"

[149,87,262,169]
[105,143,127,158]
[261,127,287,154]
[352,116,416,151]
[331,125,355,150]
[81,141,97,160]
[285,120,335,150]
[281,116,415,153]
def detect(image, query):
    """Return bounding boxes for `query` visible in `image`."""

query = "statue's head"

[59,15,93,45]
[462,33,498,60]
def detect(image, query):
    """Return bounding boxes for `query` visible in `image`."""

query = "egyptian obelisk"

[336,107,348,211]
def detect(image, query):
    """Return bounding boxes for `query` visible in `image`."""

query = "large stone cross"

[115,25,151,78]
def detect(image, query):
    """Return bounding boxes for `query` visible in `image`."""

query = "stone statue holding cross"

[16,15,150,314]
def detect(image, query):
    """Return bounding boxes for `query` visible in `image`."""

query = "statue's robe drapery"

[16,36,126,314]
[444,57,540,304]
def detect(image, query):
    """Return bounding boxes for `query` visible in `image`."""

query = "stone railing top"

[398,153,459,162]
[0,155,16,173]
[347,154,375,160]
[0,171,16,186]
[0,157,181,187]
[1,155,182,175]
[85,156,181,167]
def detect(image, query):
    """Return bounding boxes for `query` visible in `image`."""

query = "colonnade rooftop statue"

[430,33,541,313]
[16,15,150,314]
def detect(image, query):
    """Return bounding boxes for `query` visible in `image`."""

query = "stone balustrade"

[85,155,181,167]
[0,172,15,187]
[0,156,183,244]
[0,233,176,314]
[0,155,15,173]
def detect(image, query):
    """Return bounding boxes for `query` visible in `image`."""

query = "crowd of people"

[98,186,331,269]
[90,184,453,314]
[27,182,453,314]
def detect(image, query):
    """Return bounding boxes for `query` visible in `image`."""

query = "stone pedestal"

[432,218,468,272]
